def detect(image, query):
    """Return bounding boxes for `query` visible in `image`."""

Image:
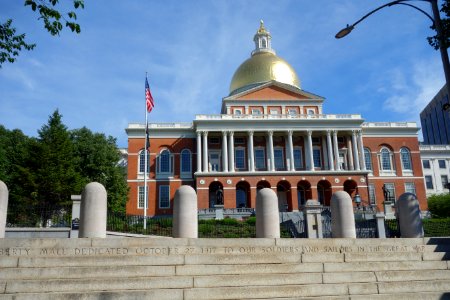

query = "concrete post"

[375,213,386,238]
[304,200,323,238]
[173,185,198,238]
[396,193,424,238]
[256,188,280,238]
[331,191,356,238]
[70,195,81,238]
[79,182,107,238]
[0,181,8,238]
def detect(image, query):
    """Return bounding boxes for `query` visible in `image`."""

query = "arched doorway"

[297,180,312,207]
[317,180,332,206]
[236,181,250,208]
[277,181,291,212]
[209,181,223,208]
[343,179,358,198]
[256,180,271,191]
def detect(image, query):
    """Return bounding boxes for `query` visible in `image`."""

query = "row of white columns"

[196,130,366,173]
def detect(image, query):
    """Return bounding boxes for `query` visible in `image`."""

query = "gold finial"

[257,19,267,34]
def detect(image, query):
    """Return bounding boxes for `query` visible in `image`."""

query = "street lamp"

[336,0,450,112]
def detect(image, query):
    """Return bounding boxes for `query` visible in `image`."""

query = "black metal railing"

[6,203,71,228]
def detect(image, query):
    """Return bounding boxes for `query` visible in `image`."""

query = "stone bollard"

[331,191,356,238]
[396,193,424,238]
[0,181,8,238]
[79,182,107,238]
[375,213,386,238]
[304,200,323,238]
[256,188,280,238]
[173,185,198,238]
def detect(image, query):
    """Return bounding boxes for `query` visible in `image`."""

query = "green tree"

[427,193,450,218]
[70,127,128,213]
[32,110,81,212]
[0,0,84,67]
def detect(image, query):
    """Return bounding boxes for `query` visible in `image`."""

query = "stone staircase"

[0,238,449,299]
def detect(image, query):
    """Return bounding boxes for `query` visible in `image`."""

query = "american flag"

[145,78,154,113]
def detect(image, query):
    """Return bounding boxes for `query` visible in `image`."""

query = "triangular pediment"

[224,81,324,101]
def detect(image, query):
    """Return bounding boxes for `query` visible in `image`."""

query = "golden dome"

[229,51,301,94]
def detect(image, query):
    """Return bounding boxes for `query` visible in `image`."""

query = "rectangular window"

[235,148,246,169]
[384,183,396,202]
[405,182,416,195]
[425,175,434,189]
[293,147,303,169]
[234,137,245,144]
[337,137,345,144]
[138,186,145,209]
[368,184,376,205]
[251,109,262,115]
[422,160,431,169]
[312,137,320,144]
[274,148,284,170]
[288,109,297,115]
[254,148,266,170]
[159,185,170,208]
[209,137,220,144]
[269,109,279,115]
[438,159,446,169]
[313,148,322,168]
[441,175,449,189]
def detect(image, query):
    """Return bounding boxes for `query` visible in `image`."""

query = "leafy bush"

[245,216,256,225]
[422,218,450,237]
[427,194,450,218]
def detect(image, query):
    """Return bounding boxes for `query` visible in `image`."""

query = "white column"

[307,130,314,171]
[322,135,328,170]
[326,130,334,171]
[196,131,202,172]
[268,131,275,171]
[287,130,295,171]
[222,131,228,172]
[358,130,366,170]
[229,131,235,172]
[347,135,354,170]
[333,130,340,171]
[352,130,360,171]
[202,131,208,173]
[248,131,255,172]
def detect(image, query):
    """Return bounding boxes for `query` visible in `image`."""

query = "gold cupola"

[229,20,301,95]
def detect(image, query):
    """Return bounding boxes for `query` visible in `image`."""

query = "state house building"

[125,22,427,216]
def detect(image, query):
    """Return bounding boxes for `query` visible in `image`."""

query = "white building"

[420,144,450,196]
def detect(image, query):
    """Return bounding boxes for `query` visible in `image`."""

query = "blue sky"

[0,1,445,147]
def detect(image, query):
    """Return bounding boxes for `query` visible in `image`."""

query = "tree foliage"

[0,110,128,226]
[427,193,450,218]
[0,0,84,68]
[428,0,450,50]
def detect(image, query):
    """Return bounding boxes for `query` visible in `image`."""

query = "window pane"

[368,184,376,205]
[235,149,245,169]
[364,148,372,170]
[139,151,150,173]
[254,149,265,170]
[294,148,303,169]
[236,188,247,208]
[160,150,170,173]
[422,160,430,169]
[405,182,416,195]
[425,176,434,189]
[313,149,322,168]
[138,186,145,208]
[181,150,191,173]
[274,148,284,170]
[159,186,170,208]
[381,149,392,171]
[384,183,396,202]
[441,175,449,189]
[400,148,412,170]
[439,160,446,169]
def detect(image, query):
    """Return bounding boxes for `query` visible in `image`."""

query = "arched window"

[379,147,394,174]
[180,149,191,176]
[236,187,247,208]
[364,148,372,171]
[400,147,412,171]
[138,150,150,173]
[157,149,173,176]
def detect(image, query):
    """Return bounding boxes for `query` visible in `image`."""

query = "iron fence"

[423,219,450,237]
[6,203,71,228]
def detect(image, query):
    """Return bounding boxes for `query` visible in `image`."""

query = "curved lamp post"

[336,0,450,112]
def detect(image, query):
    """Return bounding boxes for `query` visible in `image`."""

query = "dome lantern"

[229,21,301,95]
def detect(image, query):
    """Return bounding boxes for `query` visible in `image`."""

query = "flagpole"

[143,72,148,230]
